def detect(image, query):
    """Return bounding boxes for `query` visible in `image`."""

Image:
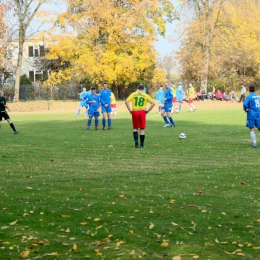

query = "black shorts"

[0,111,10,121]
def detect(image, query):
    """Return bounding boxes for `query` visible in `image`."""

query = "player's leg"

[87,116,93,131]
[140,128,145,148]
[84,105,89,116]
[176,102,179,113]
[132,111,139,148]
[6,113,19,134]
[250,127,257,148]
[139,111,146,148]
[76,103,82,117]
[166,111,175,127]
[161,107,170,127]
[107,112,112,130]
[102,106,106,130]
[94,112,99,130]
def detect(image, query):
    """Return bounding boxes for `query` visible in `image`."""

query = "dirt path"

[8,99,243,113]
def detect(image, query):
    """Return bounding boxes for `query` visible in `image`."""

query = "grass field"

[0,101,260,260]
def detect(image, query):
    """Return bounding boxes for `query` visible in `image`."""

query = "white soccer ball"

[179,133,186,139]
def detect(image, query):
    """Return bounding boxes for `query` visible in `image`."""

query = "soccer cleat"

[14,131,20,134]
[86,128,90,131]
[135,143,139,148]
[103,127,105,130]
[252,145,257,148]
[171,125,176,127]
[193,109,196,112]
[108,127,112,130]
[163,124,170,127]
[95,128,98,130]
[140,145,146,148]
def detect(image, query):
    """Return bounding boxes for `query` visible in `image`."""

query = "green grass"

[0,107,260,260]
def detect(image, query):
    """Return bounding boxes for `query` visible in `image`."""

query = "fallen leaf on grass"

[9,220,17,226]
[161,240,168,247]
[173,256,181,260]
[20,250,30,258]
[241,182,246,185]
[149,223,154,229]
[224,251,236,255]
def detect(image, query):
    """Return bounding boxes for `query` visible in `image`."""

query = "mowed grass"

[0,106,260,260]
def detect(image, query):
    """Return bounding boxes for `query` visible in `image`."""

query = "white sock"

[250,131,257,146]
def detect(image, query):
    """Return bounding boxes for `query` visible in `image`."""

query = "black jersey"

[0,97,6,112]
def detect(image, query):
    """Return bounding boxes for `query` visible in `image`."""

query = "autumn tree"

[11,0,49,101]
[44,0,176,92]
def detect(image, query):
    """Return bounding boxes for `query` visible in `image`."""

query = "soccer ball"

[179,133,186,139]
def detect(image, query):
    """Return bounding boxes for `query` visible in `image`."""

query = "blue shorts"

[79,100,87,107]
[246,119,260,128]
[88,109,100,117]
[161,104,172,113]
[101,104,112,113]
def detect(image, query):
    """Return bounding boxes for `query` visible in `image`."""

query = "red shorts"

[172,97,177,103]
[111,104,116,108]
[132,110,146,129]
[188,98,194,104]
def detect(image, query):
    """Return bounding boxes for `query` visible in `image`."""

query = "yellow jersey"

[126,91,153,111]
[188,86,195,99]
[110,92,116,105]
[171,85,177,97]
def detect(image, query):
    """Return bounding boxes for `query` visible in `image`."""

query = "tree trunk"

[14,27,25,101]
[200,0,211,93]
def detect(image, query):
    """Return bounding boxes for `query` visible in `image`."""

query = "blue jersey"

[176,88,183,102]
[243,93,260,120]
[164,88,173,105]
[85,93,100,111]
[80,91,89,100]
[99,89,111,105]
[156,89,165,104]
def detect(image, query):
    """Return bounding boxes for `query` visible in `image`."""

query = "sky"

[155,21,180,57]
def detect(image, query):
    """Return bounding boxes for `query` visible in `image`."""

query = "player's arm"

[146,100,156,114]
[243,96,250,111]
[4,104,10,111]
[125,100,132,113]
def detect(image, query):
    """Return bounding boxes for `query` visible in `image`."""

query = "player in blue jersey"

[85,87,100,131]
[75,87,89,117]
[99,83,112,130]
[176,82,184,113]
[243,85,260,148]
[161,82,176,127]
[156,85,165,113]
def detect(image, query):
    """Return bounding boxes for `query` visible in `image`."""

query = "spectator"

[215,90,223,101]
[239,84,246,102]
[223,92,228,101]
[230,90,237,102]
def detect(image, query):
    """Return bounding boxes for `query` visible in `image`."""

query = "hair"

[138,83,145,90]
[103,82,107,85]
[91,87,96,90]
[249,85,255,92]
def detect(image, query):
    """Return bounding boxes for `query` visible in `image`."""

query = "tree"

[44,0,176,90]
[12,0,46,101]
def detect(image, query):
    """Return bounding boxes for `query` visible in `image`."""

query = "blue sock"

[87,119,92,127]
[95,119,99,127]
[163,116,169,124]
[169,117,175,125]
[76,109,80,115]
[108,118,111,127]
[102,118,106,127]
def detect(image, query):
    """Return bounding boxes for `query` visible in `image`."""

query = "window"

[29,71,48,82]
[28,45,45,57]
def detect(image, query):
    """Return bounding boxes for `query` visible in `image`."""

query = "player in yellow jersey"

[170,82,177,113]
[110,92,117,116]
[187,83,196,112]
[125,84,155,148]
